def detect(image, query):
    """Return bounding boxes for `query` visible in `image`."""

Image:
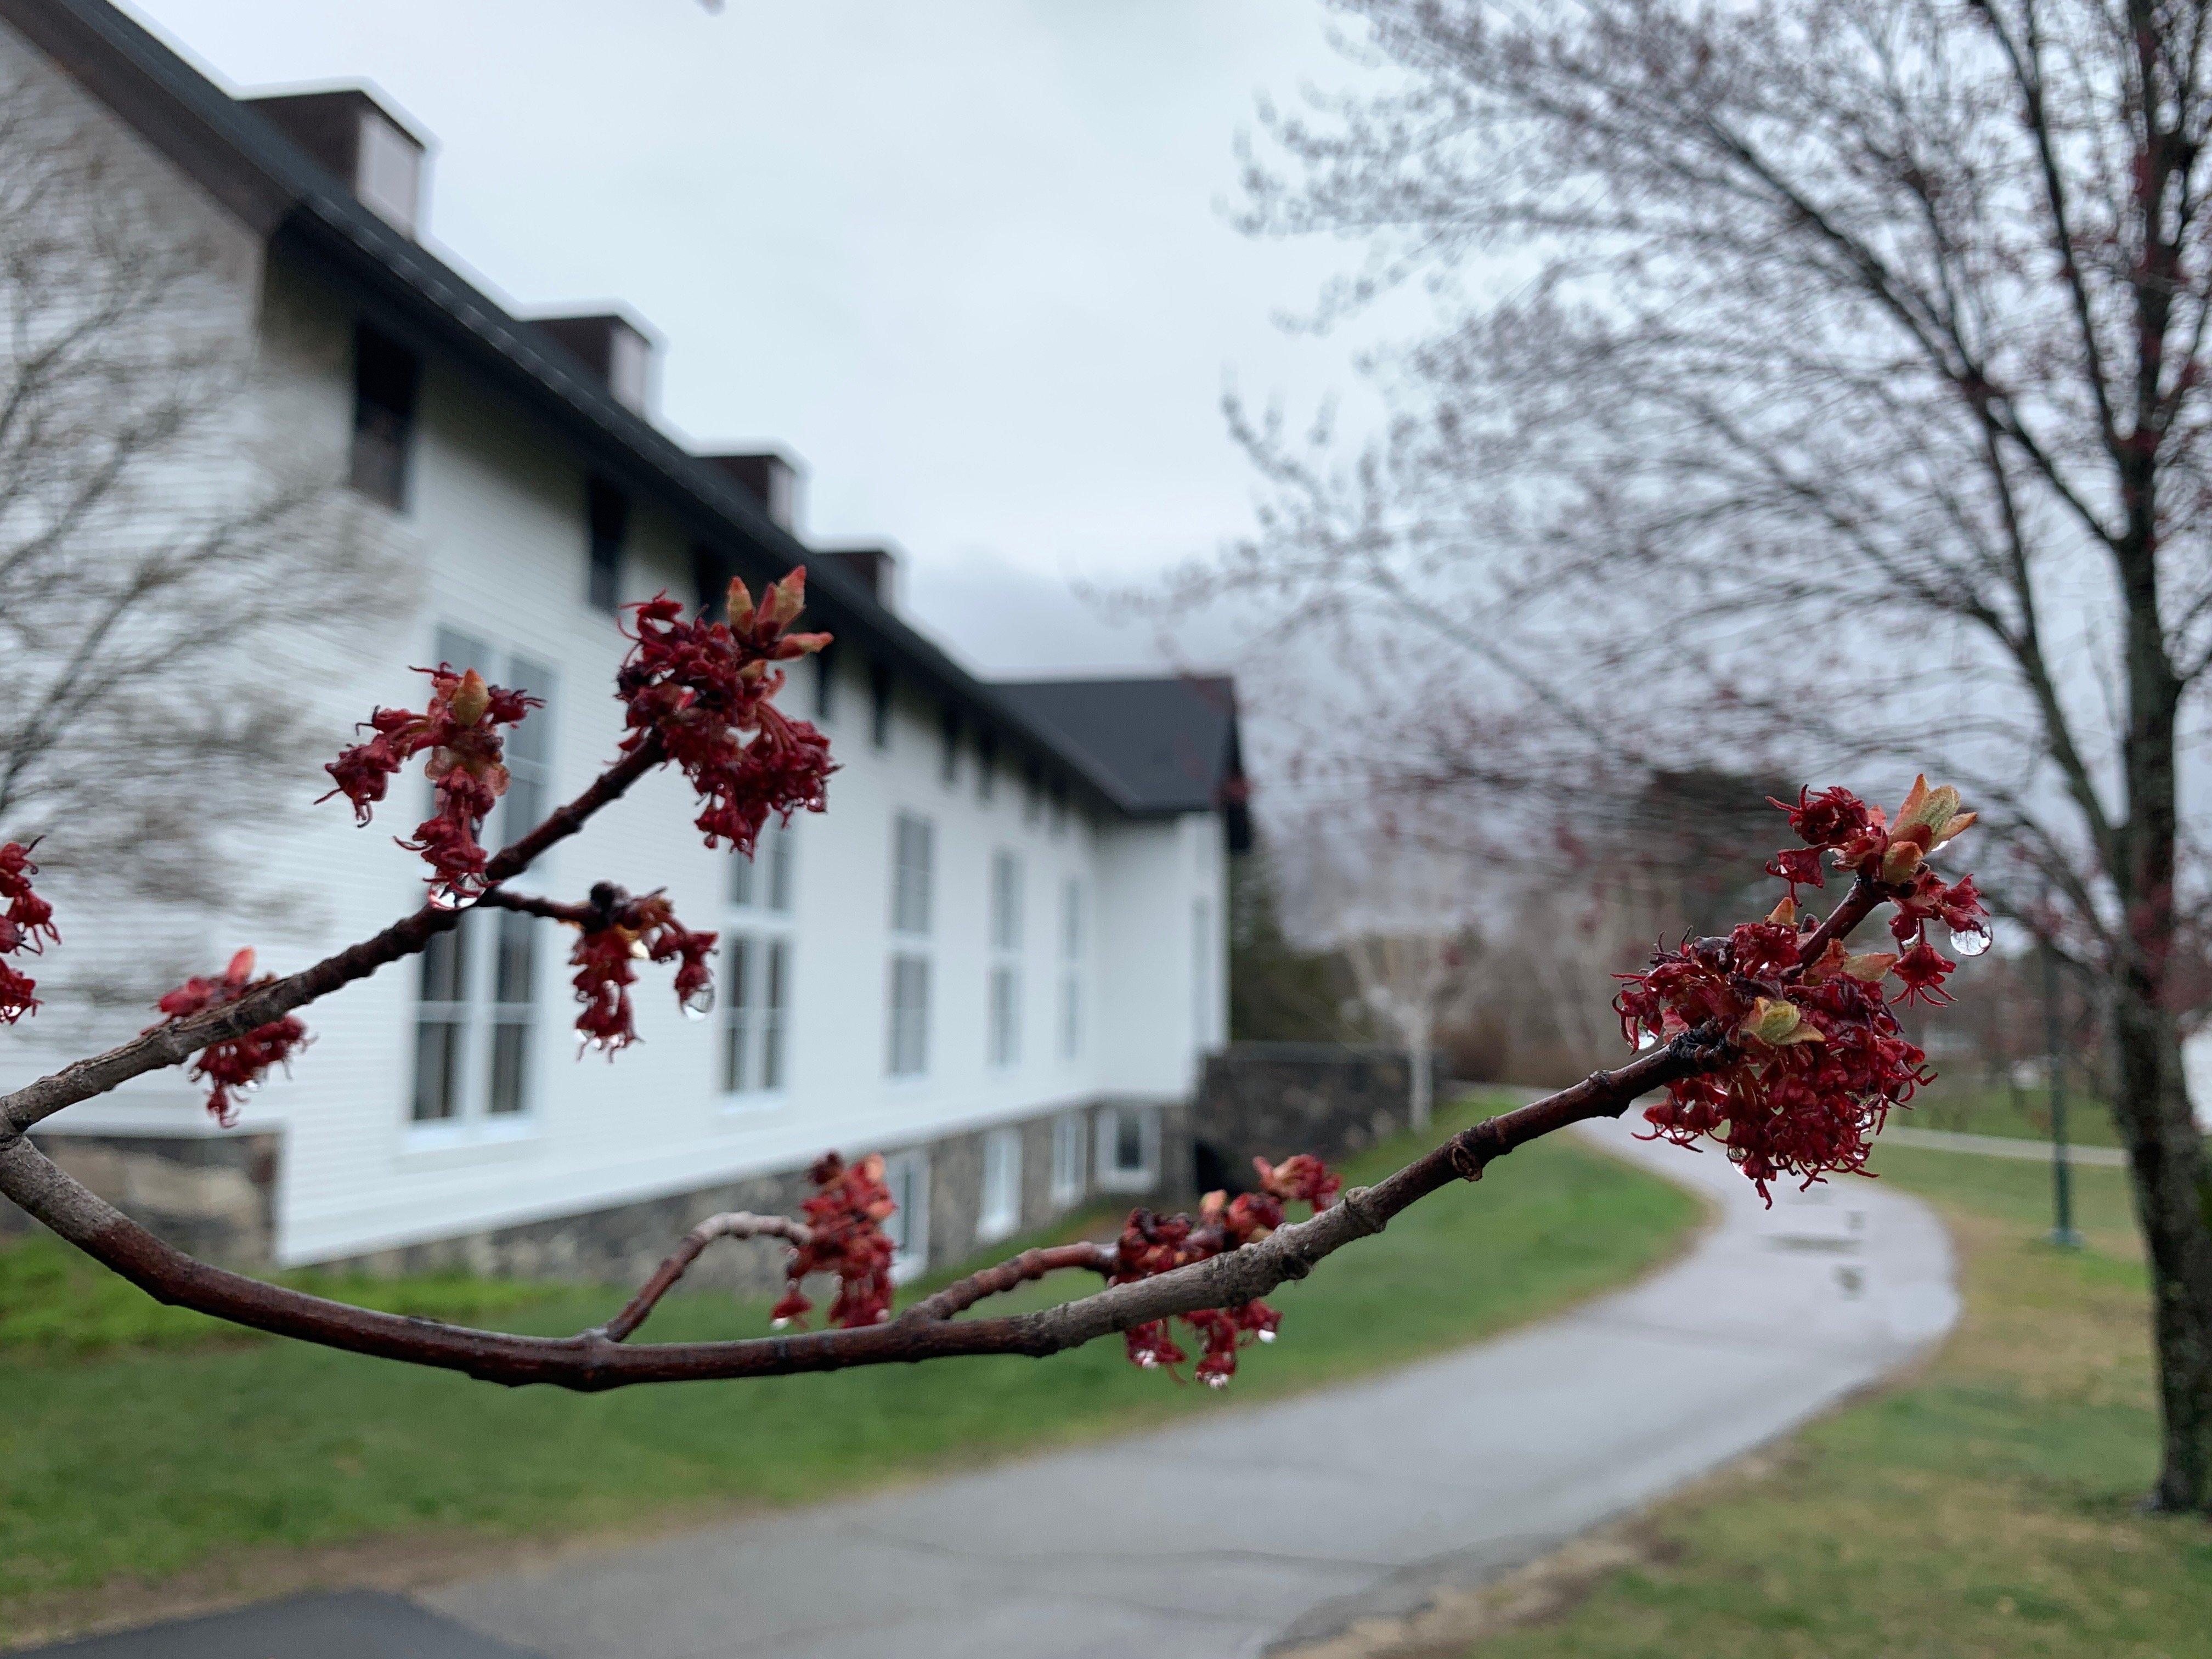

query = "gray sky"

[120,0,1410,678]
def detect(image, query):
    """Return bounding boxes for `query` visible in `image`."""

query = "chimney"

[244,88,428,237]
[529,313,657,415]
[816,547,899,610]
[703,452,802,533]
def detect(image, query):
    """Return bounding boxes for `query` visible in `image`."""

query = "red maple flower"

[149,948,311,1126]
[1620,778,1976,1201]
[566,884,719,1054]
[0,841,57,1024]
[321,665,543,905]
[771,1153,899,1330]
[1108,1155,1339,1386]
[616,572,835,856]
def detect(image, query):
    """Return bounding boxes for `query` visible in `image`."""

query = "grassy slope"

[0,1097,1697,1633]
[1471,1143,2212,1659]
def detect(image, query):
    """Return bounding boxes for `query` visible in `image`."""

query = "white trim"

[1095,1103,1160,1193]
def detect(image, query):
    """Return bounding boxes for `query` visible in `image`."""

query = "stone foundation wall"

[0,1132,279,1267]
[7,1101,1194,1285]
[1194,1043,1444,1190]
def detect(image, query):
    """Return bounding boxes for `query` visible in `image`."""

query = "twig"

[602,1211,814,1342]
[900,1242,1117,1324]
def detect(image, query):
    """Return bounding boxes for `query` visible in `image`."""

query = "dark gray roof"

[0,0,1240,826]
[992,677,1248,844]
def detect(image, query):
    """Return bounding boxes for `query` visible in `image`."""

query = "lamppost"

[2043,919,2084,1249]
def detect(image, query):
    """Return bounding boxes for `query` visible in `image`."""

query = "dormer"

[530,313,658,416]
[243,88,429,237]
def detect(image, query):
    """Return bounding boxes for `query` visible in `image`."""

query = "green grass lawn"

[0,1096,1697,1643]
[1463,1140,2212,1659]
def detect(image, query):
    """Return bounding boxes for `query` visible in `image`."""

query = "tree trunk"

[2108,990,2212,1511]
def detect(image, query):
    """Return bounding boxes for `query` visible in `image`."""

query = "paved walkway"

[34,1121,1957,1658]
[418,1120,1957,1659]
[1880,1125,2129,1166]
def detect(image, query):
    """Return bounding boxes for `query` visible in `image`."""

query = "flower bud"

[1739,996,1824,1047]
[450,669,492,729]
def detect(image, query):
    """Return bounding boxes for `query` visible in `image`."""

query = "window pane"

[730,846,755,908]
[411,1019,463,1120]
[419,918,468,1004]
[722,938,752,1092]
[1116,1109,1144,1171]
[762,941,788,1089]
[488,1020,530,1115]
[493,911,535,1003]
[767,825,792,912]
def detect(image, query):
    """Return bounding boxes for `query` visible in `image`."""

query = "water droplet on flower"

[681,988,714,1021]
[240,1078,262,1094]
[1949,923,1991,958]
[1256,1329,1276,1343]
[770,1317,789,1331]
[1135,1352,1158,1369]
[1203,1373,1228,1389]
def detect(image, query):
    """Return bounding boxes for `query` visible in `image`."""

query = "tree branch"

[0,1030,1726,1391]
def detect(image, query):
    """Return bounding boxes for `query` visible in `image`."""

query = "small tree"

[0,66,395,1018]
[0,570,1984,1395]
[1214,0,2212,1512]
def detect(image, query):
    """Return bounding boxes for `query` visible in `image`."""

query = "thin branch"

[602,1212,815,1343]
[0,735,665,1137]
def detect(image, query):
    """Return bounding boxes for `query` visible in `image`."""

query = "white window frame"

[1059,877,1082,1061]
[977,1127,1022,1244]
[883,1149,932,1283]
[730,817,795,913]
[1050,1110,1088,1206]
[1096,1104,1161,1193]
[887,953,931,1077]
[719,933,793,1105]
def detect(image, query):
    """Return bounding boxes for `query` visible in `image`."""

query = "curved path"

[409,1119,1956,1659]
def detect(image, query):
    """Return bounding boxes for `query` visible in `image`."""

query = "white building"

[0,0,1248,1284]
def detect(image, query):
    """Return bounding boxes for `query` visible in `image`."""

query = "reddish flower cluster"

[1621,777,1987,1201]
[772,1152,899,1329]
[321,665,543,905]
[1113,1154,1341,1387]
[617,572,835,856]
[149,949,311,1126]
[0,842,57,1024]
[567,884,718,1054]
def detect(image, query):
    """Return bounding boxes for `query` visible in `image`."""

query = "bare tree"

[0,65,396,1005]
[1207,0,2212,1514]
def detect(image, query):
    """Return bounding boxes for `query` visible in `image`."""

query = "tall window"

[1050,1111,1087,1206]
[883,1150,932,1282]
[411,631,552,1127]
[888,812,933,1076]
[1022,761,1042,827]
[978,1127,1022,1244]
[720,935,791,1096]
[723,820,795,1099]
[988,850,1022,1067]
[730,817,794,912]
[1097,1104,1160,1192]
[586,478,628,612]
[349,323,419,509]
[1059,877,1083,1060]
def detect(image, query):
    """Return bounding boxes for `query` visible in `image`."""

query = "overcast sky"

[120,0,1413,678]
